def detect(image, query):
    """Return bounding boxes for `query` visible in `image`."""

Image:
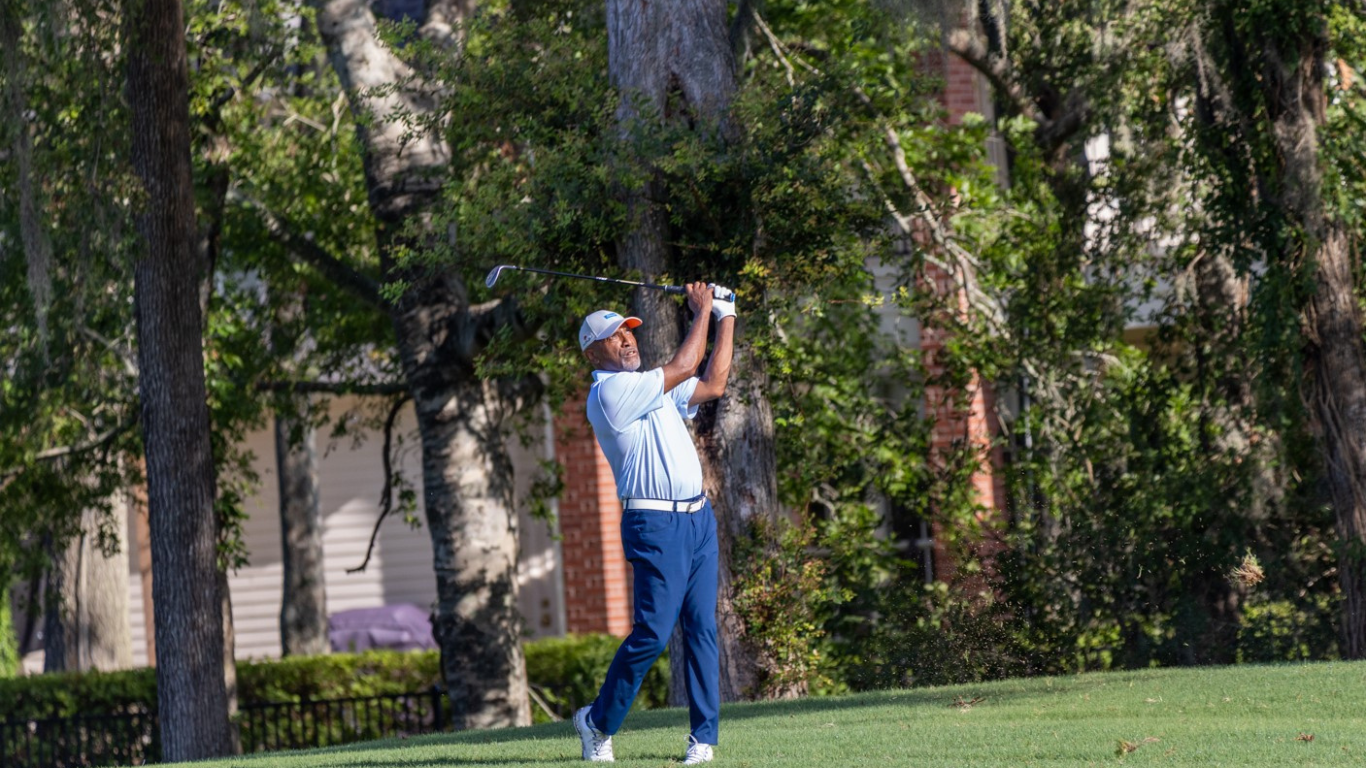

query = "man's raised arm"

[690,290,735,405]
[660,282,714,393]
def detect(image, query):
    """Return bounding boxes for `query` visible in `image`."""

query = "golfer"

[572,281,736,764]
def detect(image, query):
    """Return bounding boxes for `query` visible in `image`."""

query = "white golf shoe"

[682,734,714,765]
[573,705,614,762]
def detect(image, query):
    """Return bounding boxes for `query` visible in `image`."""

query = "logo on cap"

[579,309,643,351]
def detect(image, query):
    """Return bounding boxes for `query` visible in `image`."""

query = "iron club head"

[485,265,510,289]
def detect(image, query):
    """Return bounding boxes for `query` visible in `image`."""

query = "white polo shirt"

[586,368,702,502]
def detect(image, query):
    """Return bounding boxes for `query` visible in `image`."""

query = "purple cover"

[328,603,436,652]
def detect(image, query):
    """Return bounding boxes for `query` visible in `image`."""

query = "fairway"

[175,661,1364,767]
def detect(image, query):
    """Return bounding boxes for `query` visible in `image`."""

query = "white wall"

[125,397,564,665]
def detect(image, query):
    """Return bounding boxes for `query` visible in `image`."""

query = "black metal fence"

[0,709,158,768]
[0,688,448,768]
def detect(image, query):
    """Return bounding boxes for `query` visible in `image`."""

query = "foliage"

[809,501,1029,691]
[889,0,1353,676]
[2,0,1363,706]
[0,0,357,585]
[0,0,142,587]
[730,517,845,697]
[0,635,660,722]
[0,587,17,678]
[0,664,158,720]
[1236,596,1340,663]
[523,634,667,723]
[388,0,1360,683]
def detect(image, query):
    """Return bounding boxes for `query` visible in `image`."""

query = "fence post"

[431,686,446,733]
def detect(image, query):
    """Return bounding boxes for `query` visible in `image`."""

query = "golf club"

[485,264,737,303]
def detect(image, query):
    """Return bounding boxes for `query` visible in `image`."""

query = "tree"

[124,0,235,757]
[3,0,132,676]
[603,0,792,701]
[434,0,908,696]
[276,408,328,656]
[904,0,1333,671]
[1185,0,1366,658]
[1,0,146,674]
[42,501,133,672]
[272,286,327,658]
[284,0,532,727]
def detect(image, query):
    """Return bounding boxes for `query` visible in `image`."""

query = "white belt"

[621,496,707,513]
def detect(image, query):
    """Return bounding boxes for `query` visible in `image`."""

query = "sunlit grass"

[179,661,1365,767]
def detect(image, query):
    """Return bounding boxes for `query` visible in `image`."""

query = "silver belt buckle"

[676,496,703,513]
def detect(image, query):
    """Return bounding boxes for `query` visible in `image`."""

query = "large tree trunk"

[125,0,235,758]
[695,343,785,698]
[1260,29,1366,660]
[218,567,242,753]
[1306,223,1366,658]
[42,503,133,672]
[270,275,329,657]
[276,411,329,656]
[606,0,785,701]
[403,364,529,728]
[310,0,530,727]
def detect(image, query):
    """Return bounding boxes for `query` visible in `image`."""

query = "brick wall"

[920,47,1009,589]
[554,395,632,637]
[922,326,1008,586]
[938,48,987,124]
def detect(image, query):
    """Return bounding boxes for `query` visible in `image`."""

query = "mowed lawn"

[184,661,1364,767]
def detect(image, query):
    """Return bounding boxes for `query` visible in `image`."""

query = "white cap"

[579,309,642,351]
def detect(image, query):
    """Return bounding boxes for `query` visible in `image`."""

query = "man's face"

[586,326,641,372]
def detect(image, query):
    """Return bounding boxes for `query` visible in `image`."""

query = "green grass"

[191,661,1365,767]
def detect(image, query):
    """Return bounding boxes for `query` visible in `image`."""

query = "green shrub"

[0,634,658,724]
[1236,597,1338,663]
[730,517,843,697]
[0,587,18,679]
[524,634,667,723]
[238,650,442,703]
[0,665,158,719]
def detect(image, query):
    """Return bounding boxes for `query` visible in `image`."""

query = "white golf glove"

[710,284,736,320]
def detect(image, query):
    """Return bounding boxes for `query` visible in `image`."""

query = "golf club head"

[485,265,510,289]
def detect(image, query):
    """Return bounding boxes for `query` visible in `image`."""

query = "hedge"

[0,634,666,726]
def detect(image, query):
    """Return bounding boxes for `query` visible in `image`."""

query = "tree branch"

[348,394,411,574]
[945,28,1042,123]
[752,9,794,87]
[946,25,1091,160]
[35,420,136,461]
[1033,88,1091,154]
[454,296,543,366]
[1,417,138,489]
[752,12,1006,334]
[228,189,385,308]
[729,0,762,70]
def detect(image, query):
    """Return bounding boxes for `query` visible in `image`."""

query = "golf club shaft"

[490,265,736,302]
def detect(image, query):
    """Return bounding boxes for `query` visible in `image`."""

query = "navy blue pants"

[589,499,720,744]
